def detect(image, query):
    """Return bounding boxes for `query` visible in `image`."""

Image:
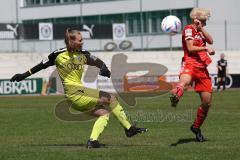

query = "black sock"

[223,80,226,90]
[217,81,221,90]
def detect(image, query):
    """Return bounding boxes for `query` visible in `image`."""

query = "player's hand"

[206,47,215,55]
[10,73,27,82]
[99,65,111,78]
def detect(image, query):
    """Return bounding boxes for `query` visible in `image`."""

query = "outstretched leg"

[105,92,148,137]
[87,91,148,148]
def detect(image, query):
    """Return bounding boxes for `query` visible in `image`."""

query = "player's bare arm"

[200,27,213,44]
[194,19,213,44]
[185,37,214,55]
[185,39,208,53]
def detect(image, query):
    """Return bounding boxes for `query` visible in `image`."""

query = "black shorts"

[218,72,226,78]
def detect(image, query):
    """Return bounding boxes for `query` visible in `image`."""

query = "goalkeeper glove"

[10,72,30,82]
[99,65,111,78]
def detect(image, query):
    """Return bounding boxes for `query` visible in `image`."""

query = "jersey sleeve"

[82,50,111,77]
[30,48,66,74]
[41,53,55,67]
[42,48,66,67]
[183,26,194,41]
[82,50,105,68]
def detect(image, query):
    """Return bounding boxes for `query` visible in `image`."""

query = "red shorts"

[180,64,212,93]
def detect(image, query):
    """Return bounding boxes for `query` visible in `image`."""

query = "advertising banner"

[0,78,57,95]
[22,23,113,40]
[113,23,126,41]
[39,23,53,40]
[0,23,20,39]
[0,78,43,95]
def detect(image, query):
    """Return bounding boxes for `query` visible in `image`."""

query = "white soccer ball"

[161,15,182,35]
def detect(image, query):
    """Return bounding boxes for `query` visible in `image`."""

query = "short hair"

[220,53,225,58]
[190,8,211,21]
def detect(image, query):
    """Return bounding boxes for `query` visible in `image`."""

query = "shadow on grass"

[170,138,209,147]
[108,143,158,148]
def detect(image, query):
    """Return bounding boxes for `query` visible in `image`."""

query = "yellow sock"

[110,101,131,130]
[90,115,109,141]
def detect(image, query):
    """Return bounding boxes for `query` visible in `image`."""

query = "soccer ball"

[161,15,182,35]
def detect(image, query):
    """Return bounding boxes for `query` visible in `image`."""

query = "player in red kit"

[170,8,215,142]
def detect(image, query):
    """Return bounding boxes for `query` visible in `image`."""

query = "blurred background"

[0,0,239,95]
[1,0,239,52]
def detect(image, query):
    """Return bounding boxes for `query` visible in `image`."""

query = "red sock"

[193,106,209,128]
[171,82,184,98]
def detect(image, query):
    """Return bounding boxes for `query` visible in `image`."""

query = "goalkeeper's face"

[74,32,84,50]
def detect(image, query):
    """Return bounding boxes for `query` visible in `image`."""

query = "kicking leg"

[170,74,192,107]
[100,91,148,137]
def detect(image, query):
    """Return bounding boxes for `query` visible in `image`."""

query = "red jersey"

[182,25,211,68]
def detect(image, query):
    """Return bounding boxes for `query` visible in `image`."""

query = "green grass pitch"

[0,90,239,160]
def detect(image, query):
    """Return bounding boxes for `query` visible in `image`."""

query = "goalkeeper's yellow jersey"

[42,48,100,98]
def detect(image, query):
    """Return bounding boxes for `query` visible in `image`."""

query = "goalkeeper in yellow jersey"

[10,28,147,148]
